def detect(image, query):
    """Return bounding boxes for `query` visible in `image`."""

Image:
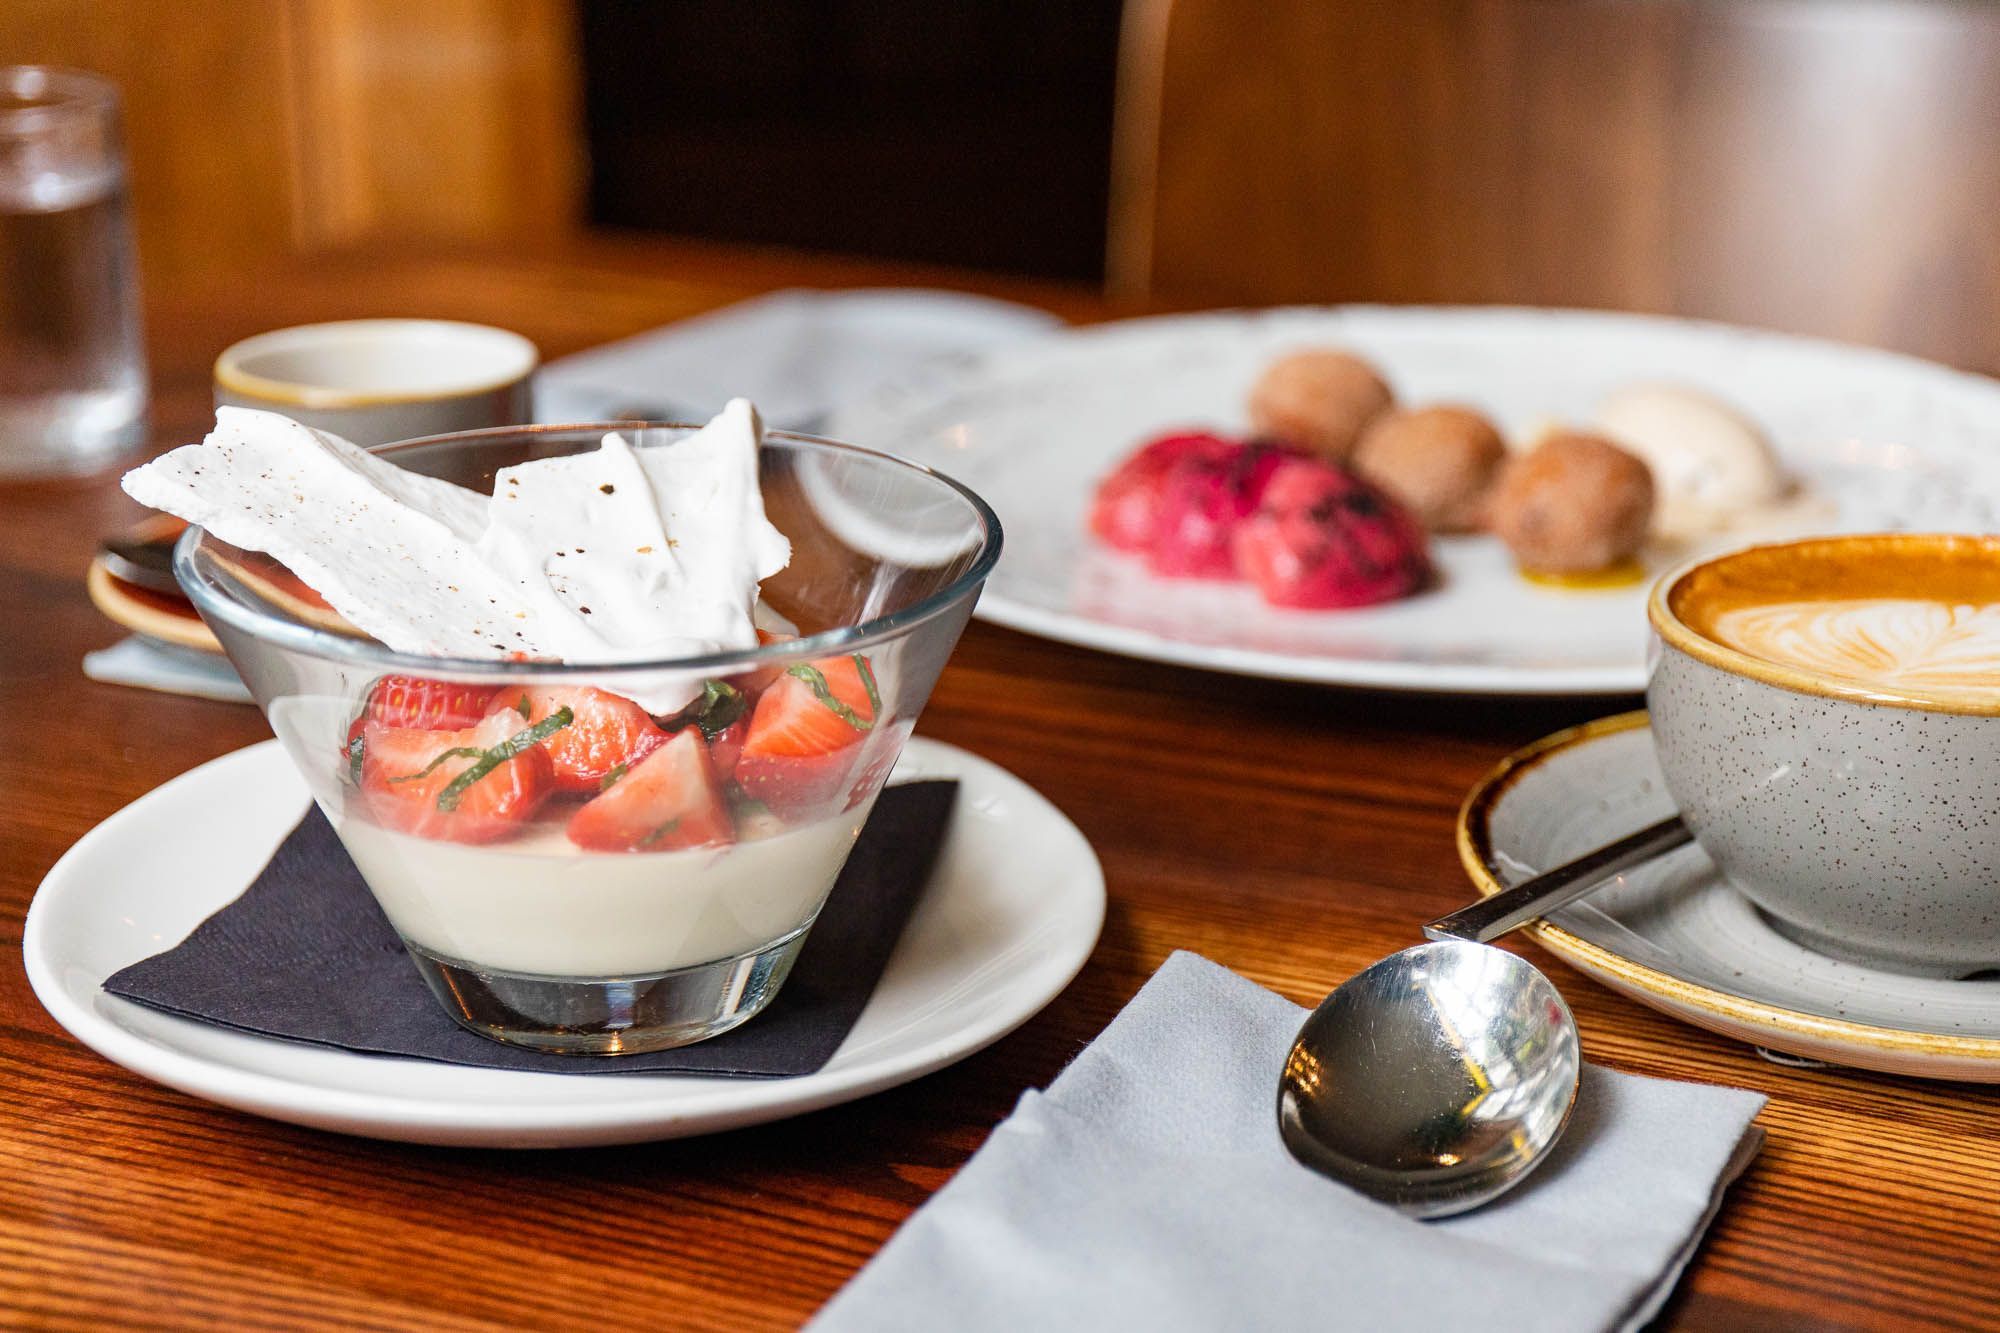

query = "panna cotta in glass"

[135,406,999,1054]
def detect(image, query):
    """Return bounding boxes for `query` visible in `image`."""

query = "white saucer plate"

[24,737,1105,1147]
[1458,713,2000,1082]
[830,306,2000,695]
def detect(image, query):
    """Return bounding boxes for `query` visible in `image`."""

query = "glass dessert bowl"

[174,422,1001,1054]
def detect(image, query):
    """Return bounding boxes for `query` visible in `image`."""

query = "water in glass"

[0,66,145,477]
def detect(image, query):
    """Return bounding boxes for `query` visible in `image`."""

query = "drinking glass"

[0,66,145,478]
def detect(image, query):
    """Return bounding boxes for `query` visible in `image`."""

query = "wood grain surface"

[3,239,1996,1330]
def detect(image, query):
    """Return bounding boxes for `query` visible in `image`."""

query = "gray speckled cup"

[1647,535,2000,980]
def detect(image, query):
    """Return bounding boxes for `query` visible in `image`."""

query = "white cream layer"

[339,807,869,976]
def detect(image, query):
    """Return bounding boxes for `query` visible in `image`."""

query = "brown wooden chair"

[1110,0,2000,374]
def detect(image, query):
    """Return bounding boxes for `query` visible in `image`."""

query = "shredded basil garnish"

[388,746,487,785]
[433,707,574,811]
[785,661,875,732]
[639,816,683,848]
[852,652,882,719]
[659,678,747,738]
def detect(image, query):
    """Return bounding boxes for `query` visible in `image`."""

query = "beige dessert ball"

[1247,348,1393,461]
[1593,382,1784,541]
[1489,431,1655,574]
[1352,404,1506,533]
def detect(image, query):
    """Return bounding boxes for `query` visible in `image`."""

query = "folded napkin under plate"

[815,952,1765,1333]
[105,782,957,1078]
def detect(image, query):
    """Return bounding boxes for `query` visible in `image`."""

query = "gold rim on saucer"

[86,555,221,654]
[1457,710,2000,1079]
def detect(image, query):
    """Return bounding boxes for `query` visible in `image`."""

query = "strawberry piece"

[809,653,879,723]
[346,675,501,747]
[1089,431,1238,553]
[1147,442,1290,578]
[1230,457,1432,609]
[359,710,556,844]
[566,729,734,853]
[490,686,669,793]
[707,714,748,780]
[736,652,880,820]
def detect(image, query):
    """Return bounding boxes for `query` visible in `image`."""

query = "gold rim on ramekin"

[1647,532,2000,718]
[1456,710,2000,1064]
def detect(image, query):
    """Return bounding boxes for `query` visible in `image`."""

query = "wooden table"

[4,238,1995,1330]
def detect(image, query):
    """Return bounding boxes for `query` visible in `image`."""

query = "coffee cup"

[214,319,537,447]
[1647,533,2000,978]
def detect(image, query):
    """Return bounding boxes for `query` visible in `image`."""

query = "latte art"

[1710,599,2000,689]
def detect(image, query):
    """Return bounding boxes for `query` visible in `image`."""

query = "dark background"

[580,0,1126,281]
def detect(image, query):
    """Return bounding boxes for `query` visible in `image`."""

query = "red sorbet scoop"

[1089,431,1239,554]
[1146,442,1289,578]
[1231,457,1432,609]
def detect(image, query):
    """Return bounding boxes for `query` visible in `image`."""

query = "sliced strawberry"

[707,714,748,779]
[345,675,501,747]
[809,653,879,724]
[359,709,558,844]
[735,652,880,820]
[490,686,669,793]
[567,729,734,853]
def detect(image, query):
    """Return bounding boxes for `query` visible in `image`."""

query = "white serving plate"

[831,306,2000,694]
[24,737,1105,1147]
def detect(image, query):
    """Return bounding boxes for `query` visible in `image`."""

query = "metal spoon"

[1277,815,1690,1218]
[100,531,184,596]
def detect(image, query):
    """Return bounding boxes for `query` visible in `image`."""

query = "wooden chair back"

[1111,0,2000,372]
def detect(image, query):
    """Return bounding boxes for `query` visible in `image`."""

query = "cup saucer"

[1457,712,2000,1082]
[24,737,1105,1146]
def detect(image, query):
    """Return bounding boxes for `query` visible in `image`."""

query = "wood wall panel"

[0,0,580,283]
[288,0,581,251]
[1112,0,2000,373]
[0,0,305,282]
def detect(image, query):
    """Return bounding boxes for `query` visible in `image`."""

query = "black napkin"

[104,781,958,1076]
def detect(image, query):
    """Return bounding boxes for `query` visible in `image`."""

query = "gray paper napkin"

[533,287,1061,429]
[83,636,253,703]
[814,951,1764,1333]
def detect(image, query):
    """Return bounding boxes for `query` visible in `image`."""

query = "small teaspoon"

[1277,815,1691,1218]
